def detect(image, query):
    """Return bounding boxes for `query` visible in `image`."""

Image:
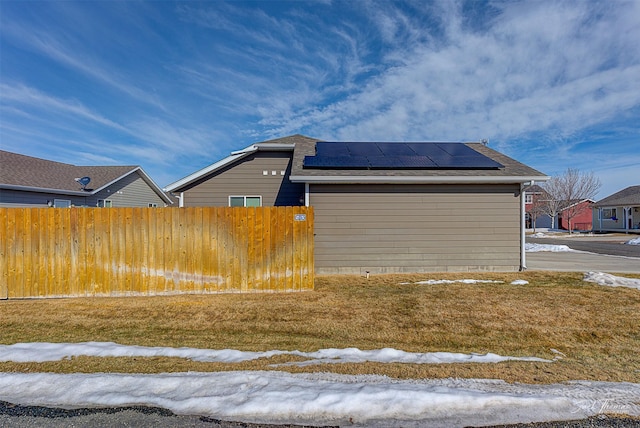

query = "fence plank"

[1,207,314,298]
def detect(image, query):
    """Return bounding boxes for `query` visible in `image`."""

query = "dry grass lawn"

[1,271,639,384]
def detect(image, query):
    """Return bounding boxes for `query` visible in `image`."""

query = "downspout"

[520,182,529,271]
[304,183,310,207]
[178,192,184,208]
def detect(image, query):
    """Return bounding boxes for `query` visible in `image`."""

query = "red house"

[557,199,595,231]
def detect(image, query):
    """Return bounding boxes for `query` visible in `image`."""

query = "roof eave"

[164,143,296,192]
[289,175,550,184]
[0,183,93,196]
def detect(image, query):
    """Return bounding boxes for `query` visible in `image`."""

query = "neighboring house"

[165,134,548,274]
[592,185,640,233]
[0,150,172,208]
[557,199,594,231]
[524,184,552,229]
[524,185,594,231]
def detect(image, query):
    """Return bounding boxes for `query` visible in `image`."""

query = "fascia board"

[164,143,296,192]
[231,143,294,155]
[164,149,256,192]
[0,184,90,196]
[289,175,551,184]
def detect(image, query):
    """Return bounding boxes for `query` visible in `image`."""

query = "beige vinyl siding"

[310,183,521,274]
[181,152,304,207]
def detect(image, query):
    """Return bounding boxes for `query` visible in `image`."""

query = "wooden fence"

[0,206,314,299]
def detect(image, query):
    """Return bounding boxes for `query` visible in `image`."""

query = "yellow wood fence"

[0,206,314,299]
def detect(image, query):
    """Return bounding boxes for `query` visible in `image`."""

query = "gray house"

[0,150,172,208]
[592,185,640,233]
[165,135,548,274]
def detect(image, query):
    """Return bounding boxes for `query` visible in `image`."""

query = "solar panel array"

[303,142,504,170]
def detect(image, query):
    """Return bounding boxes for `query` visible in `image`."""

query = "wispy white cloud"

[1,0,638,195]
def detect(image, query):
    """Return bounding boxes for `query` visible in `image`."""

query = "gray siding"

[0,172,167,208]
[0,189,86,207]
[181,152,304,207]
[91,173,168,207]
[310,183,521,274]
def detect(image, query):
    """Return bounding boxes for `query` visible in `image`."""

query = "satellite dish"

[75,176,91,190]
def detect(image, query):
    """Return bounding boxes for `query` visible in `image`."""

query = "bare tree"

[541,168,601,233]
[527,191,547,233]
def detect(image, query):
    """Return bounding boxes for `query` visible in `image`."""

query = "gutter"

[289,175,550,184]
[520,182,528,271]
[0,184,94,196]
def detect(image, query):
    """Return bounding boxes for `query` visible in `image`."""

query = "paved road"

[0,402,638,427]
[527,235,640,257]
[525,234,640,273]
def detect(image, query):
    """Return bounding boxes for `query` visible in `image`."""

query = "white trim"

[289,175,550,184]
[520,183,526,271]
[164,151,252,192]
[164,143,296,192]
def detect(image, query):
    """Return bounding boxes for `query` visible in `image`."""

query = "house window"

[97,200,113,208]
[148,203,158,208]
[525,194,533,204]
[602,208,617,219]
[229,196,262,207]
[53,199,71,208]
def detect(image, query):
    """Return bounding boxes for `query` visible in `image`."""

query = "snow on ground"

[626,237,640,245]
[0,343,638,426]
[583,272,640,290]
[0,370,638,427]
[0,343,553,365]
[525,242,573,252]
[2,273,640,426]
[404,278,503,285]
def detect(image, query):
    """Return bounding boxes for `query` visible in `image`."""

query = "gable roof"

[524,184,546,194]
[164,134,548,192]
[164,134,310,192]
[0,150,172,204]
[594,185,640,207]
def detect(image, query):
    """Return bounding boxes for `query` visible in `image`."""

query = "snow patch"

[403,279,503,285]
[583,272,640,290]
[0,342,552,365]
[525,243,572,252]
[510,279,529,285]
[626,237,640,245]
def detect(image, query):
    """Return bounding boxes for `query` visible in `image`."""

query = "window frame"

[97,199,113,208]
[602,208,617,219]
[228,195,262,207]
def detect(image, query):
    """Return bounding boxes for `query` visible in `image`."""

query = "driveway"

[526,233,640,273]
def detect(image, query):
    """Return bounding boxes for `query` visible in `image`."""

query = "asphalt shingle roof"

[594,185,640,207]
[280,135,547,180]
[0,150,139,193]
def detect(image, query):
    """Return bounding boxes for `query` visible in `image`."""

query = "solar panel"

[304,142,504,170]
[315,142,350,157]
[303,155,370,169]
[376,143,417,156]
[347,142,382,156]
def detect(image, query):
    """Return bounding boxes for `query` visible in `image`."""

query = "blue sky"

[1,0,638,199]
